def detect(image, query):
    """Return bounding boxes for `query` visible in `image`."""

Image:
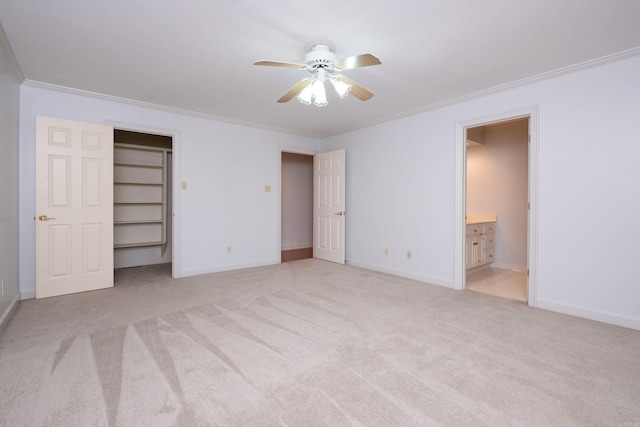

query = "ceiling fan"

[253,41,381,107]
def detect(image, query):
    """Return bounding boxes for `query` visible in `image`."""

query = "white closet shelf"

[114,182,163,185]
[114,162,164,168]
[114,202,164,205]
[115,220,164,224]
[113,144,168,249]
[114,241,165,249]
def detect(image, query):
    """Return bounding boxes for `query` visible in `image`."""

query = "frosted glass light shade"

[297,83,313,105]
[330,77,351,98]
[296,69,351,106]
[312,79,327,107]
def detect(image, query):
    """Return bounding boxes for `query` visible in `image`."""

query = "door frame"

[453,106,539,306]
[278,146,318,263]
[107,121,180,278]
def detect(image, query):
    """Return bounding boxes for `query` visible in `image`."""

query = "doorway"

[465,118,528,301]
[281,151,314,262]
[113,129,173,270]
[454,106,539,306]
[280,148,347,264]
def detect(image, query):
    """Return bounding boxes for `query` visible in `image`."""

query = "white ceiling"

[1,0,639,138]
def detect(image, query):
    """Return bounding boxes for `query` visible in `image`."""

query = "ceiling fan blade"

[277,78,312,103]
[334,53,381,70]
[335,76,374,101]
[254,60,306,68]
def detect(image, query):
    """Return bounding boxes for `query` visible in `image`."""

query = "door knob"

[38,215,56,221]
[334,211,345,216]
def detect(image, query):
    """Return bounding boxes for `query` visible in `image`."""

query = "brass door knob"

[38,215,56,221]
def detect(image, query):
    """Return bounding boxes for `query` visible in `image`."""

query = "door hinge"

[527,201,530,210]
[527,269,530,277]
[528,134,531,143]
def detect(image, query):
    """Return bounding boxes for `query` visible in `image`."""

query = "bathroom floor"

[466,266,527,302]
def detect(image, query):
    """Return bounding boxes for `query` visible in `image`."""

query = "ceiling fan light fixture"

[311,79,327,107]
[297,83,313,105]
[257,41,380,106]
[330,76,351,98]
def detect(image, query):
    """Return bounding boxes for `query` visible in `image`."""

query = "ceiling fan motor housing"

[305,43,338,71]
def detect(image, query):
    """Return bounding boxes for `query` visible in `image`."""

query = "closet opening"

[113,129,173,272]
[464,117,529,302]
[281,151,314,262]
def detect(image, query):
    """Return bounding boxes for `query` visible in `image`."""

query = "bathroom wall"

[467,119,528,270]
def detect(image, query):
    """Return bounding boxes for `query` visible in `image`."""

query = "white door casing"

[35,116,114,298]
[454,106,538,306]
[313,149,346,264]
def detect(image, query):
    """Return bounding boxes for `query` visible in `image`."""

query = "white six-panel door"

[35,116,114,298]
[313,149,346,264]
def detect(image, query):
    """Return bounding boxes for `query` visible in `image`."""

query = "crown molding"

[21,80,324,139]
[21,46,640,140]
[0,22,24,82]
[323,46,640,138]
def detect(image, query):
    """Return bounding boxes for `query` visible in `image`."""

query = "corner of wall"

[0,294,20,334]
[347,260,454,289]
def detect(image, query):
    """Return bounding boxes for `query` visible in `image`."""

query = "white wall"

[16,54,640,329]
[19,85,319,297]
[321,54,640,329]
[467,120,528,270]
[0,27,21,329]
[281,152,313,250]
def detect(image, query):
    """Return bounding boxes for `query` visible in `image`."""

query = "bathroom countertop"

[466,214,497,224]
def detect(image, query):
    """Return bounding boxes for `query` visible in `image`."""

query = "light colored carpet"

[1,259,639,426]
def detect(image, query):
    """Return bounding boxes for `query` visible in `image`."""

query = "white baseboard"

[0,293,20,332]
[347,260,454,289]
[114,246,172,269]
[174,259,280,278]
[537,298,640,330]
[491,262,527,271]
[114,257,171,269]
[21,259,282,295]
[21,289,36,300]
[281,243,313,251]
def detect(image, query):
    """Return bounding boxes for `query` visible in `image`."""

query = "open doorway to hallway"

[281,152,313,262]
[465,118,528,302]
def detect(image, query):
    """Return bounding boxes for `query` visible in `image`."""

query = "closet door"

[35,115,114,298]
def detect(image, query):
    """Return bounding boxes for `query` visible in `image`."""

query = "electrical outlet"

[264,185,271,192]
[384,248,389,256]
[181,181,188,190]
[226,246,232,254]
[1,279,4,296]
[406,250,412,260]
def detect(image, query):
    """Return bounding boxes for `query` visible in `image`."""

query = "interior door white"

[36,116,114,298]
[313,149,346,264]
